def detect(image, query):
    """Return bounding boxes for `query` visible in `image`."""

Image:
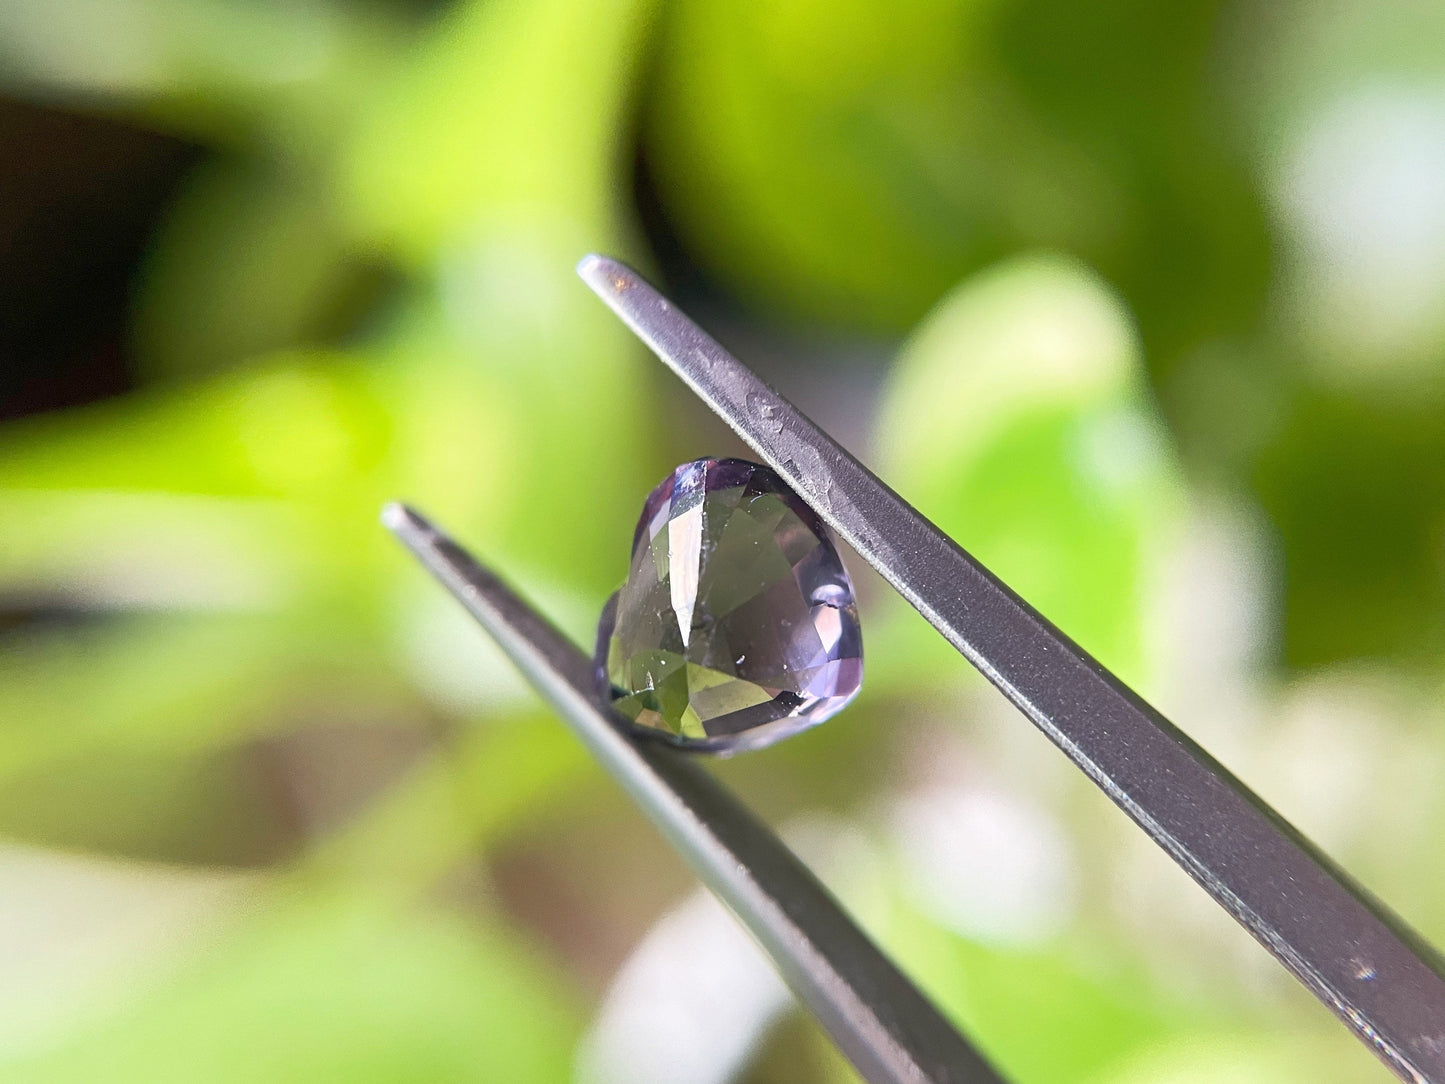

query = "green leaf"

[1252,386,1445,669]
[0,352,392,499]
[342,0,655,266]
[0,615,394,776]
[3,890,580,1084]
[312,713,595,889]
[0,0,398,154]
[646,0,1009,330]
[645,0,1270,382]
[0,742,294,867]
[873,255,1182,691]
[132,159,371,380]
[1091,1029,1386,1084]
[906,933,1176,1084]
[339,0,669,589]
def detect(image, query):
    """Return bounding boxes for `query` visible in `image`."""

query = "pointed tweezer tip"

[381,501,438,549]
[576,253,638,299]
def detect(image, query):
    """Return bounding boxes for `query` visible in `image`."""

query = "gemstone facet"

[596,458,863,753]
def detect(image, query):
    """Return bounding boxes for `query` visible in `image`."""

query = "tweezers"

[385,255,1445,1084]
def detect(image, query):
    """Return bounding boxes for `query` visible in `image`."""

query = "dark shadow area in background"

[0,98,200,421]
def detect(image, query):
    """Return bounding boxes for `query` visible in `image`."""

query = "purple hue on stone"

[596,458,863,754]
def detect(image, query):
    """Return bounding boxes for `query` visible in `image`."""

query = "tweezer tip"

[381,501,437,545]
[576,253,638,299]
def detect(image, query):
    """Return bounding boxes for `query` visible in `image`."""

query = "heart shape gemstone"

[596,458,863,753]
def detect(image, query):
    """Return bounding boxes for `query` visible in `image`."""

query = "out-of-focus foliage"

[875,255,1179,690]
[0,0,1441,1080]
[12,890,580,1083]
[646,0,1270,370]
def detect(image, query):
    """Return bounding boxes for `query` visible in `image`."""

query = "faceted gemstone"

[596,458,862,753]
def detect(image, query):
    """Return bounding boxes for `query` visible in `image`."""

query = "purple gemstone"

[596,458,863,753]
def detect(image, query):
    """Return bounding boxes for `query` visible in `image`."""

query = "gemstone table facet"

[596,458,863,753]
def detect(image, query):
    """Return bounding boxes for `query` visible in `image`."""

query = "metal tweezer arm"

[573,256,1445,1083]
[383,504,1006,1084]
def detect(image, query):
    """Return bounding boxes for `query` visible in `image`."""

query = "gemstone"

[596,458,863,753]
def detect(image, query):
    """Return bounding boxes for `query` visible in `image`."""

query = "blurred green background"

[0,0,1443,1080]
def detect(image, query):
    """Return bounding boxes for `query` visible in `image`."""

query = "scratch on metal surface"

[749,392,785,434]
